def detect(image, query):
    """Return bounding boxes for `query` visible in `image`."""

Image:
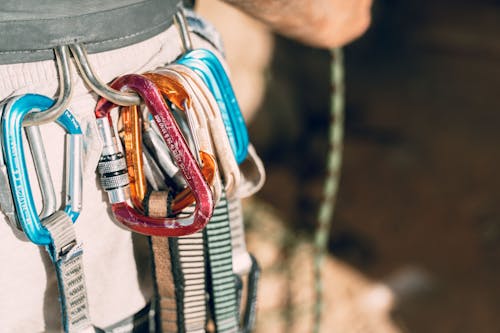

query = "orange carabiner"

[121,73,219,214]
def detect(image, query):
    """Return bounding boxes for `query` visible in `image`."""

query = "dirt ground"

[199,1,500,332]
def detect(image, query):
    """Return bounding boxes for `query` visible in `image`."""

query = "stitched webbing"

[227,196,252,275]
[174,205,207,333]
[146,193,207,333]
[147,191,178,333]
[204,192,239,333]
[44,210,94,333]
[227,197,260,333]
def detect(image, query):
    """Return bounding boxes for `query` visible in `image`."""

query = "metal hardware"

[22,46,73,126]
[177,49,249,163]
[95,74,213,237]
[174,9,193,52]
[25,126,58,219]
[143,70,222,207]
[2,94,83,245]
[166,63,241,197]
[69,44,141,106]
[120,104,218,215]
[142,121,186,190]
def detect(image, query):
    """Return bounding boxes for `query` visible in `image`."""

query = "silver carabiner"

[174,9,193,52]
[22,45,73,127]
[69,43,141,106]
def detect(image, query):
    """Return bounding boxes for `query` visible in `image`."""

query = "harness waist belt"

[0,0,180,64]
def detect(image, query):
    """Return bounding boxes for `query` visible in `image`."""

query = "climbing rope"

[313,47,345,333]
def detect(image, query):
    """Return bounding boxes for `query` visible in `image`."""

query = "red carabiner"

[142,71,222,213]
[95,74,213,237]
[120,103,216,213]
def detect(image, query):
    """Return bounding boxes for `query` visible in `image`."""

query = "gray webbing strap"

[204,192,239,333]
[146,193,207,333]
[174,204,207,333]
[227,196,260,333]
[44,210,94,333]
[147,191,179,333]
[227,196,252,276]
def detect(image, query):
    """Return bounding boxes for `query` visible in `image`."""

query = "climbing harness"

[0,7,267,332]
[2,94,95,332]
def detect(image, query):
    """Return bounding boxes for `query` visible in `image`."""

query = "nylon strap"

[204,191,239,333]
[146,194,207,333]
[147,191,179,333]
[241,255,259,333]
[227,196,260,333]
[44,210,94,333]
[227,196,252,275]
[173,205,207,333]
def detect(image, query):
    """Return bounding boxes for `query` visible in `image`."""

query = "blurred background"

[199,1,500,332]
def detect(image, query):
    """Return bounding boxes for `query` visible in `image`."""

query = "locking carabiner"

[95,74,214,237]
[1,94,83,245]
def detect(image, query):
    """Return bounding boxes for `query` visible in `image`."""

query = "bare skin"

[222,0,373,48]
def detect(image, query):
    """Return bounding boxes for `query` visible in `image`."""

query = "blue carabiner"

[1,94,83,245]
[177,49,249,164]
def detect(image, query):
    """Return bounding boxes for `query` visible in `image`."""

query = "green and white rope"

[313,47,345,333]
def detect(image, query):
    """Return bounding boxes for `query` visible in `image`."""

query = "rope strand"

[313,47,345,333]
